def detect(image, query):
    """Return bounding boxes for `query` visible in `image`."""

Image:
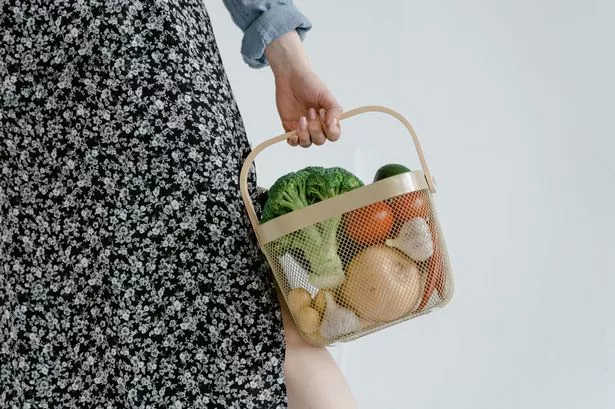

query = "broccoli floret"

[261,166,364,289]
[306,166,364,203]
[305,166,334,203]
[260,170,309,223]
[328,167,364,194]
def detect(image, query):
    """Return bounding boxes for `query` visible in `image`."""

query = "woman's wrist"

[265,31,311,81]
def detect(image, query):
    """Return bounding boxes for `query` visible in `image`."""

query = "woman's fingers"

[307,108,326,146]
[319,88,343,142]
[320,108,341,142]
[287,131,299,146]
[292,107,342,148]
[296,116,311,147]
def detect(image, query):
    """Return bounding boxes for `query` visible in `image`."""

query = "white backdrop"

[207,1,615,408]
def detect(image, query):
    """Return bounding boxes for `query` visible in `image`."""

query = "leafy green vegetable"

[261,166,364,288]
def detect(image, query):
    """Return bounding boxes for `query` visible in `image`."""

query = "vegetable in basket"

[319,291,361,341]
[373,163,411,182]
[311,289,331,315]
[297,307,321,334]
[344,201,394,245]
[390,191,430,220]
[341,245,423,322]
[386,217,434,262]
[278,219,343,288]
[261,166,364,289]
[279,253,319,296]
[287,288,313,314]
[431,221,447,300]
[287,288,322,335]
[260,166,363,222]
[374,164,431,220]
[417,218,447,311]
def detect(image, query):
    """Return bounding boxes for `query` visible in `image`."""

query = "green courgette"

[373,164,411,182]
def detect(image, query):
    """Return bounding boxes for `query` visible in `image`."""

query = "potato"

[296,306,321,334]
[311,290,331,314]
[287,288,311,314]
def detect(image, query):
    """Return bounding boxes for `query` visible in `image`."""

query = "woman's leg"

[276,288,358,409]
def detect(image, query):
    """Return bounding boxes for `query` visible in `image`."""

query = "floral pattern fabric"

[0,1,286,408]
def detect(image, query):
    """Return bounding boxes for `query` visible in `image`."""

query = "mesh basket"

[240,106,453,346]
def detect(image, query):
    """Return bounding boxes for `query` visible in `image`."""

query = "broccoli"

[260,166,364,288]
[283,215,344,288]
[305,166,364,203]
[328,167,365,194]
[260,170,309,223]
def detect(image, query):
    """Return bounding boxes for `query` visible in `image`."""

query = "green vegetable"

[261,166,364,288]
[373,163,411,182]
[306,166,364,203]
[280,216,344,288]
[261,166,364,222]
[279,252,318,296]
[260,170,310,223]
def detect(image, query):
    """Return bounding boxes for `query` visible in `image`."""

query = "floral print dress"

[0,1,286,408]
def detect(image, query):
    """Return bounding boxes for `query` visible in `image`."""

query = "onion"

[341,245,423,322]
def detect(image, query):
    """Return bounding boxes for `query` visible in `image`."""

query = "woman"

[0,1,356,408]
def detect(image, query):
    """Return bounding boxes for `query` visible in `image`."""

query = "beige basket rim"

[258,170,429,245]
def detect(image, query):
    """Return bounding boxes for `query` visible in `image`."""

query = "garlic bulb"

[319,292,361,341]
[386,217,434,262]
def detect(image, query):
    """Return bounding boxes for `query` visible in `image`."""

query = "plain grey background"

[208,1,614,408]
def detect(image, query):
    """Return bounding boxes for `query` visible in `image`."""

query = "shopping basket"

[240,105,453,346]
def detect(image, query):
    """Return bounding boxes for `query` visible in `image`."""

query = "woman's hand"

[265,32,342,148]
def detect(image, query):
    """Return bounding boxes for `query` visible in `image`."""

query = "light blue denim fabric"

[223,1,312,68]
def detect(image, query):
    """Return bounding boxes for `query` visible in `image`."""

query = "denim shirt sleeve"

[223,1,312,68]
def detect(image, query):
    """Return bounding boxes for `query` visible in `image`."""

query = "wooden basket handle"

[239,105,436,240]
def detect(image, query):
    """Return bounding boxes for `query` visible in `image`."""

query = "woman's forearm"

[265,31,311,79]
[264,29,342,143]
[276,287,358,409]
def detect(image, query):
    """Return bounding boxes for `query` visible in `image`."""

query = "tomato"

[345,202,394,245]
[390,191,430,221]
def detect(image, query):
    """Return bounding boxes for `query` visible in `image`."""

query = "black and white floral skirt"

[0,2,286,408]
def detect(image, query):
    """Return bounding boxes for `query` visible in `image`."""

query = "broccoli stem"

[280,189,308,213]
[287,216,344,289]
